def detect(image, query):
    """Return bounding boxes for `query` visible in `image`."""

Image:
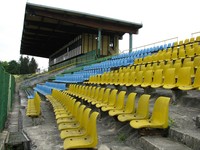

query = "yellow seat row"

[26,92,41,117]
[135,44,200,65]
[67,84,171,129]
[86,65,200,90]
[46,89,99,150]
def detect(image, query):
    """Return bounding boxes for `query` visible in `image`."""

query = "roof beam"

[33,9,140,34]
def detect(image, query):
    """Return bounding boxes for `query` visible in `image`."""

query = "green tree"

[7,60,20,74]
[29,57,38,73]
[0,61,9,71]
[19,56,29,74]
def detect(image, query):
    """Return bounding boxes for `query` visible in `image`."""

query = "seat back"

[142,70,153,85]
[118,72,124,84]
[72,101,81,117]
[107,89,118,106]
[178,47,186,59]
[34,92,41,115]
[185,45,194,58]
[101,88,111,104]
[89,86,96,99]
[171,48,178,60]
[183,61,194,76]
[124,93,137,113]
[135,94,150,119]
[82,108,92,130]
[115,91,126,109]
[150,96,170,128]
[194,56,200,68]
[163,68,176,85]
[152,69,163,86]
[87,112,99,145]
[77,105,86,122]
[176,67,191,86]
[193,67,200,88]
[134,71,143,85]
[92,87,100,101]
[128,72,136,85]
[97,88,105,102]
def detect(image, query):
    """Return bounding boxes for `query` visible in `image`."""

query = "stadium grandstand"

[1,2,200,150]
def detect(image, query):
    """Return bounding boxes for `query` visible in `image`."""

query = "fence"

[0,64,15,132]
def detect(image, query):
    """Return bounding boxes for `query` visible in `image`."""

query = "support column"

[129,33,133,53]
[97,29,102,58]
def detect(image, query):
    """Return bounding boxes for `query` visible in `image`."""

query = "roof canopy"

[20,3,142,58]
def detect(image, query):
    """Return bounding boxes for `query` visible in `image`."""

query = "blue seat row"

[111,43,173,60]
[34,84,52,96]
[54,74,84,83]
[45,82,66,90]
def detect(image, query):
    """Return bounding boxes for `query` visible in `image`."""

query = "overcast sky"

[0,0,200,69]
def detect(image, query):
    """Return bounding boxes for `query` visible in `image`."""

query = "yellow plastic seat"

[190,37,195,43]
[176,67,192,89]
[146,64,153,71]
[56,101,80,121]
[26,92,41,117]
[95,88,111,108]
[87,87,100,103]
[173,62,182,77]
[124,72,136,87]
[178,40,183,46]
[173,41,178,47]
[141,70,153,88]
[151,69,163,88]
[58,104,86,130]
[184,39,189,45]
[161,64,171,75]
[84,86,96,101]
[117,72,125,86]
[91,88,105,105]
[178,46,186,59]
[132,71,143,87]
[110,72,119,85]
[183,61,194,77]
[194,44,200,55]
[130,96,170,129]
[194,56,200,68]
[118,94,150,122]
[107,72,114,84]
[140,65,146,72]
[178,67,200,90]
[165,50,172,62]
[109,93,137,117]
[163,68,176,89]
[63,112,99,150]
[171,48,178,60]
[56,99,77,124]
[101,89,118,111]
[101,91,126,112]
[185,45,195,58]
[60,108,92,140]
[101,72,109,85]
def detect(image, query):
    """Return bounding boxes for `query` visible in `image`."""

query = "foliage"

[0,56,38,75]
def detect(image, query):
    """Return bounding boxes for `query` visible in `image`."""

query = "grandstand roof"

[20,3,142,58]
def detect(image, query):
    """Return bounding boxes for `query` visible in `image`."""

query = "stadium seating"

[26,92,41,117]
[130,96,170,129]
[46,89,99,149]
[117,94,150,122]
[34,84,52,96]
[45,82,66,90]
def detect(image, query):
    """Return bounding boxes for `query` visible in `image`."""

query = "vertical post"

[129,33,133,53]
[97,29,102,58]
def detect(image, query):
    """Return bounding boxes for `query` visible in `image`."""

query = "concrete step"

[169,127,200,150]
[139,136,192,150]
